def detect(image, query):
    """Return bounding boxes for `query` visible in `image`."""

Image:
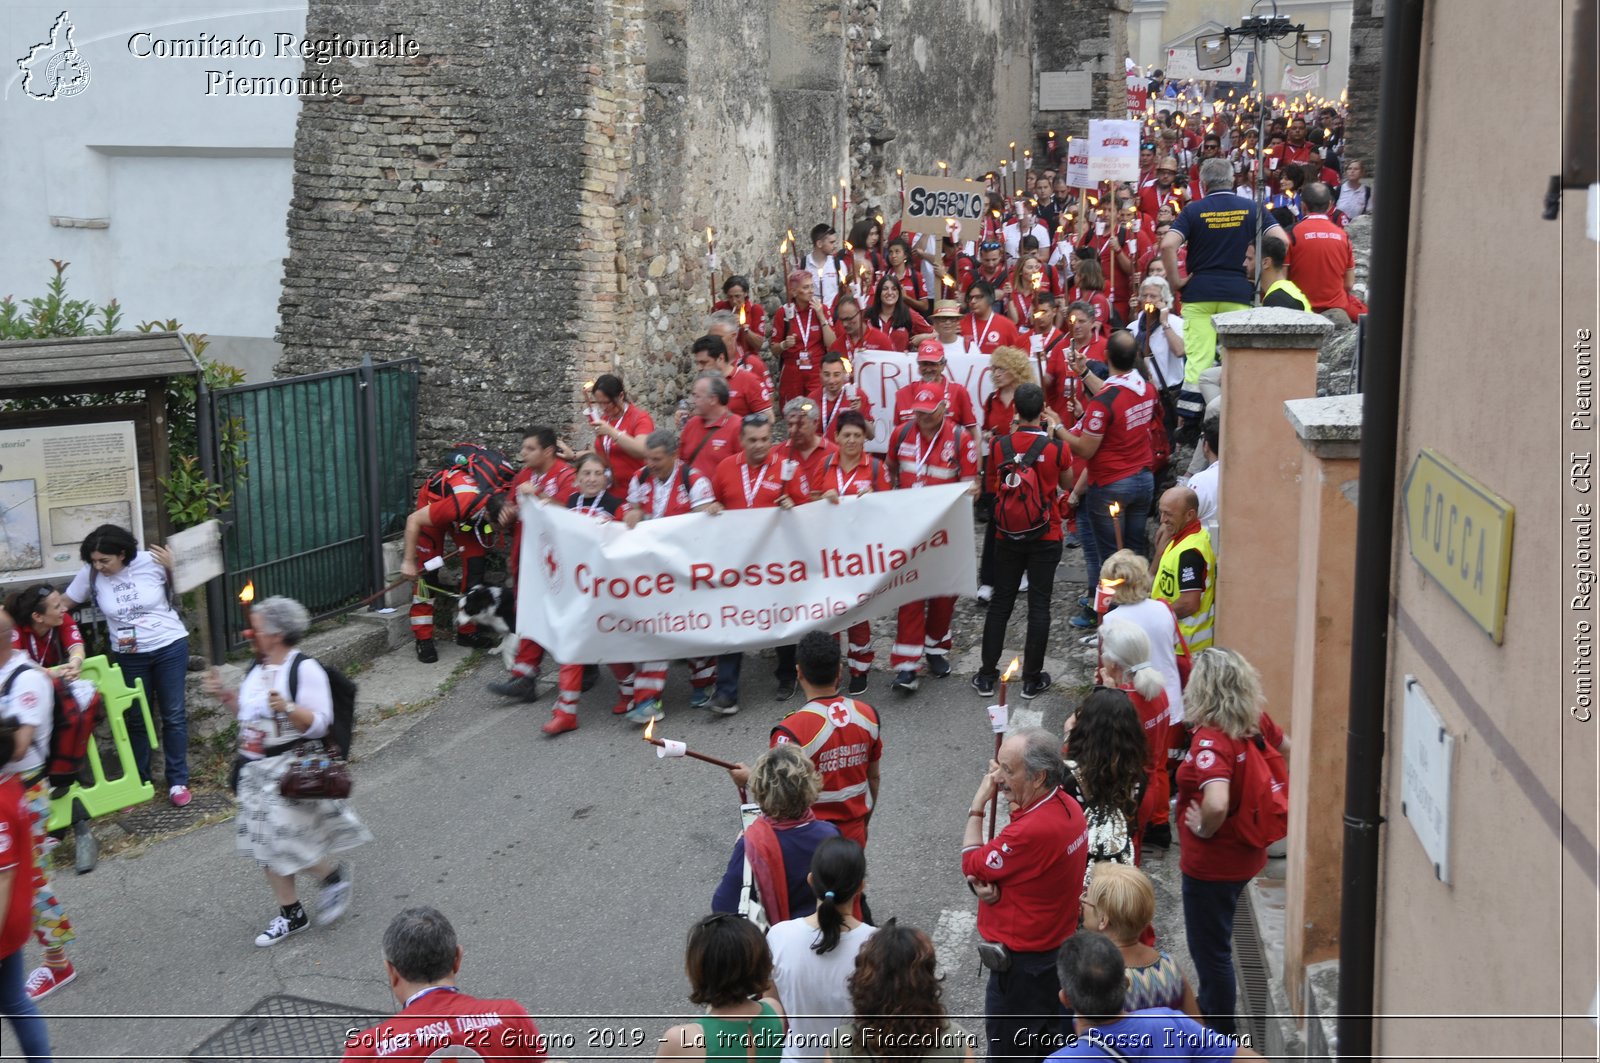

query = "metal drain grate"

[1231,886,1271,1051]
[119,791,233,836]
[190,993,380,1062]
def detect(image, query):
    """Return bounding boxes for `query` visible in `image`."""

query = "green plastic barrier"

[46,655,159,832]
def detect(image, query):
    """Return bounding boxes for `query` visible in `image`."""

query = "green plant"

[159,453,231,527]
[0,259,122,338]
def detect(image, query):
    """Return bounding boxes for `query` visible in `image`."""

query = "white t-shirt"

[65,551,187,653]
[236,650,334,759]
[1188,461,1220,558]
[1101,599,1185,723]
[1128,311,1186,390]
[767,919,877,1063]
[0,654,54,775]
[1003,221,1051,261]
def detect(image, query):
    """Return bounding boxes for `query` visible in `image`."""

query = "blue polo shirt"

[1044,1009,1242,1060]
[1171,192,1270,304]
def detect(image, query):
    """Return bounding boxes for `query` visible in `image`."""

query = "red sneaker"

[24,964,75,1001]
[541,709,578,736]
[611,692,632,715]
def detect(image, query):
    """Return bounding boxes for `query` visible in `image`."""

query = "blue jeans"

[1181,873,1249,1035]
[0,948,53,1061]
[714,653,744,702]
[114,636,190,788]
[1080,471,1154,594]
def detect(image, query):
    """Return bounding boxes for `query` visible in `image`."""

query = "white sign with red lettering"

[852,349,998,454]
[1088,119,1142,184]
[1065,139,1093,190]
[516,485,976,661]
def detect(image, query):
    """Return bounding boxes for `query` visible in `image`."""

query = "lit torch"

[238,580,258,657]
[987,657,1022,839]
[1108,500,1124,551]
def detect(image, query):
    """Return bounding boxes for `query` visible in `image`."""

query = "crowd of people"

[0,86,1351,1063]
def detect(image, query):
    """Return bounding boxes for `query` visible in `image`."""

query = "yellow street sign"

[1401,448,1515,643]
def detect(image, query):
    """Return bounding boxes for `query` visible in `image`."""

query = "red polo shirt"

[960,787,1089,952]
[711,455,810,510]
[1286,213,1356,313]
[679,412,742,479]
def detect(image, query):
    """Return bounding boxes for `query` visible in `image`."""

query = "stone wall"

[1344,0,1382,172]
[1034,0,1132,145]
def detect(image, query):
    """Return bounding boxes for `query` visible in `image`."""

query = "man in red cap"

[884,382,978,694]
[894,338,978,430]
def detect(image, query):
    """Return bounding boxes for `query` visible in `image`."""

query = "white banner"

[1088,119,1142,184]
[853,349,998,453]
[515,486,977,662]
[1065,138,1093,189]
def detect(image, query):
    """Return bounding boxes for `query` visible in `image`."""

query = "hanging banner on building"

[515,485,977,662]
[1087,119,1142,184]
[0,421,142,586]
[899,174,988,244]
[852,349,999,454]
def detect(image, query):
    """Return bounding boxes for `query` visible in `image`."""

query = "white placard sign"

[853,349,998,454]
[166,519,224,593]
[1163,43,1247,83]
[1065,138,1093,189]
[516,485,977,663]
[1087,119,1141,184]
[1400,676,1455,884]
[0,421,143,586]
[1039,71,1092,111]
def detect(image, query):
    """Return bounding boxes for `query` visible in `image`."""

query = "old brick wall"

[1344,0,1382,173]
[1035,0,1132,144]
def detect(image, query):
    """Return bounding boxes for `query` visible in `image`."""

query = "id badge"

[240,726,265,758]
[115,625,138,653]
[910,480,926,489]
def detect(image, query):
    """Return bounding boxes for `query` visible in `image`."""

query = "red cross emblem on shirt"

[828,702,851,726]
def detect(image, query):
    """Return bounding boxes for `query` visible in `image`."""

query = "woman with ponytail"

[1099,620,1173,856]
[767,838,874,1063]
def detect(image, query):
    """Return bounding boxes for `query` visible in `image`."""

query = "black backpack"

[257,654,358,758]
[422,443,516,528]
[992,434,1053,542]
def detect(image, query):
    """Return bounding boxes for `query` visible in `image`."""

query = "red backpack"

[422,443,516,530]
[1,666,103,795]
[993,434,1054,541]
[1229,734,1289,849]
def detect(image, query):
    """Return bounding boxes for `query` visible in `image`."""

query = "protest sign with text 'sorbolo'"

[899,174,987,244]
[516,485,976,662]
[1087,119,1142,184]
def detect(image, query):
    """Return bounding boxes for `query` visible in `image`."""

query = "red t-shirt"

[0,776,35,957]
[885,265,927,302]
[416,470,493,559]
[1280,141,1313,166]
[1086,233,1133,312]
[960,788,1089,952]
[1138,184,1183,225]
[712,298,767,358]
[711,456,810,510]
[12,616,84,667]
[725,370,774,418]
[1286,214,1356,312]
[892,380,978,430]
[770,302,829,374]
[1066,288,1115,337]
[1126,685,1171,778]
[1176,713,1284,882]
[886,420,978,487]
[679,413,742,478]
[1081,374,1156,486]
[593,401,654,498]
[831,325,895,360]
[771,438,837,499]
[862,311,931,353]
[341,989,545,1061]
[991,428,1066,542]
[506,462,575,576]
[815,452,892,497]
[627,463,715,520]
[771,696,883,846]
[960,311,1021,355]
[810,386,875,442]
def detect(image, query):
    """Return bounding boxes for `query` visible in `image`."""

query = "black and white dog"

[455,584,518,669]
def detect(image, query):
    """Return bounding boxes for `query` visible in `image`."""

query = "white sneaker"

[317,867,353,926]
[975,585,994,603]
[1019,574,1030,592]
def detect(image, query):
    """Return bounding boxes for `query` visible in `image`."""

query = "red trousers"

[632,658,716,710]
[779,365,822,407]
[891,597,955,671]
[409,531,485,642]
[556,662,635,714]
[844,621,874,676]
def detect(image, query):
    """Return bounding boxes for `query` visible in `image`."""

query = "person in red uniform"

[0,757,51,1060]
[1138,157,1184,223]
[815,411,892,694]
[829,294,894,361]
[400,450,505,663]
[885,385,977,694]
[538,454,635,736]
[341,907,545,1061]
[677,373,742,480]
[772,397,837,501]
[712,276,768,366]
[1287,182,1367,323]
[770,269,834,404]
[962,282,1023,355]
[881,236,930,314]
[1097,619,1171,858]
[1060,301,1108,381]
[621,430,718,724]
[1279,117,1313,167]
[707,308,773,400]
[585,374,654,502]
[1080,212,1135,324]
[692,335,771,418]
[485,427,576,701]
[893,339,979,430]
[961,727,1089,1063]
[971,241,1010,295]
[1064,254,1114,338]
[811,353,874,443]
[704,416,810,714]
[862,276,930,353]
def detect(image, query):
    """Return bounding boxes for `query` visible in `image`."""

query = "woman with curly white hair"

[206,596,372,947]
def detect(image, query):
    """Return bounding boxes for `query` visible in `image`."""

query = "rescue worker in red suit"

[770,269,835,405]
[816,410,892,695]
[961,728,1089,1063]
[485,428,574,701]
[620,429,717,724]
[885,383,978,694]
[400,452,504,664]
[340,906,545,1061]
[727,632,882,920]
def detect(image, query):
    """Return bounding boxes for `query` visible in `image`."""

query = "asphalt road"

[37,547,1195,1063]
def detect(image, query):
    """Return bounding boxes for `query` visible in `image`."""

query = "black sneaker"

[847,673,869,697]
[255,906,309,947]
[708,693,740,716]
[487,675,540,702]
[415,639,439,663]
[1021,672,1053,699]
[892,670,919,694]
[774,676,797,702]
[970,672,998,698]
[926,655,951,679]
[455,631,496,650]
[1142,822,1172,851]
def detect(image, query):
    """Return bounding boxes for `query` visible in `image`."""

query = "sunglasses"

[742,414,771,427]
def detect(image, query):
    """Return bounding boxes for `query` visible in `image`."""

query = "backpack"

[1230,733,1289,849]
[993,434,1053,541]
[423,443,516,528]
[1,665,103,795]
[257,654,359,759]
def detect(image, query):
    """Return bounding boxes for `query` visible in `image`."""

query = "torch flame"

[841,356,853,376]
[238,580,256,605]
[705,226,714,245]
[1099,577,1125,589]
[832,194,839,210]
[1109,501,1122,518]
[738,305,747,325]
[1002,657,1021,682]
[643,718,656,741]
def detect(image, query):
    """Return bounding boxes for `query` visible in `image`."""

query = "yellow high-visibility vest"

[1154,524,1217,651]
